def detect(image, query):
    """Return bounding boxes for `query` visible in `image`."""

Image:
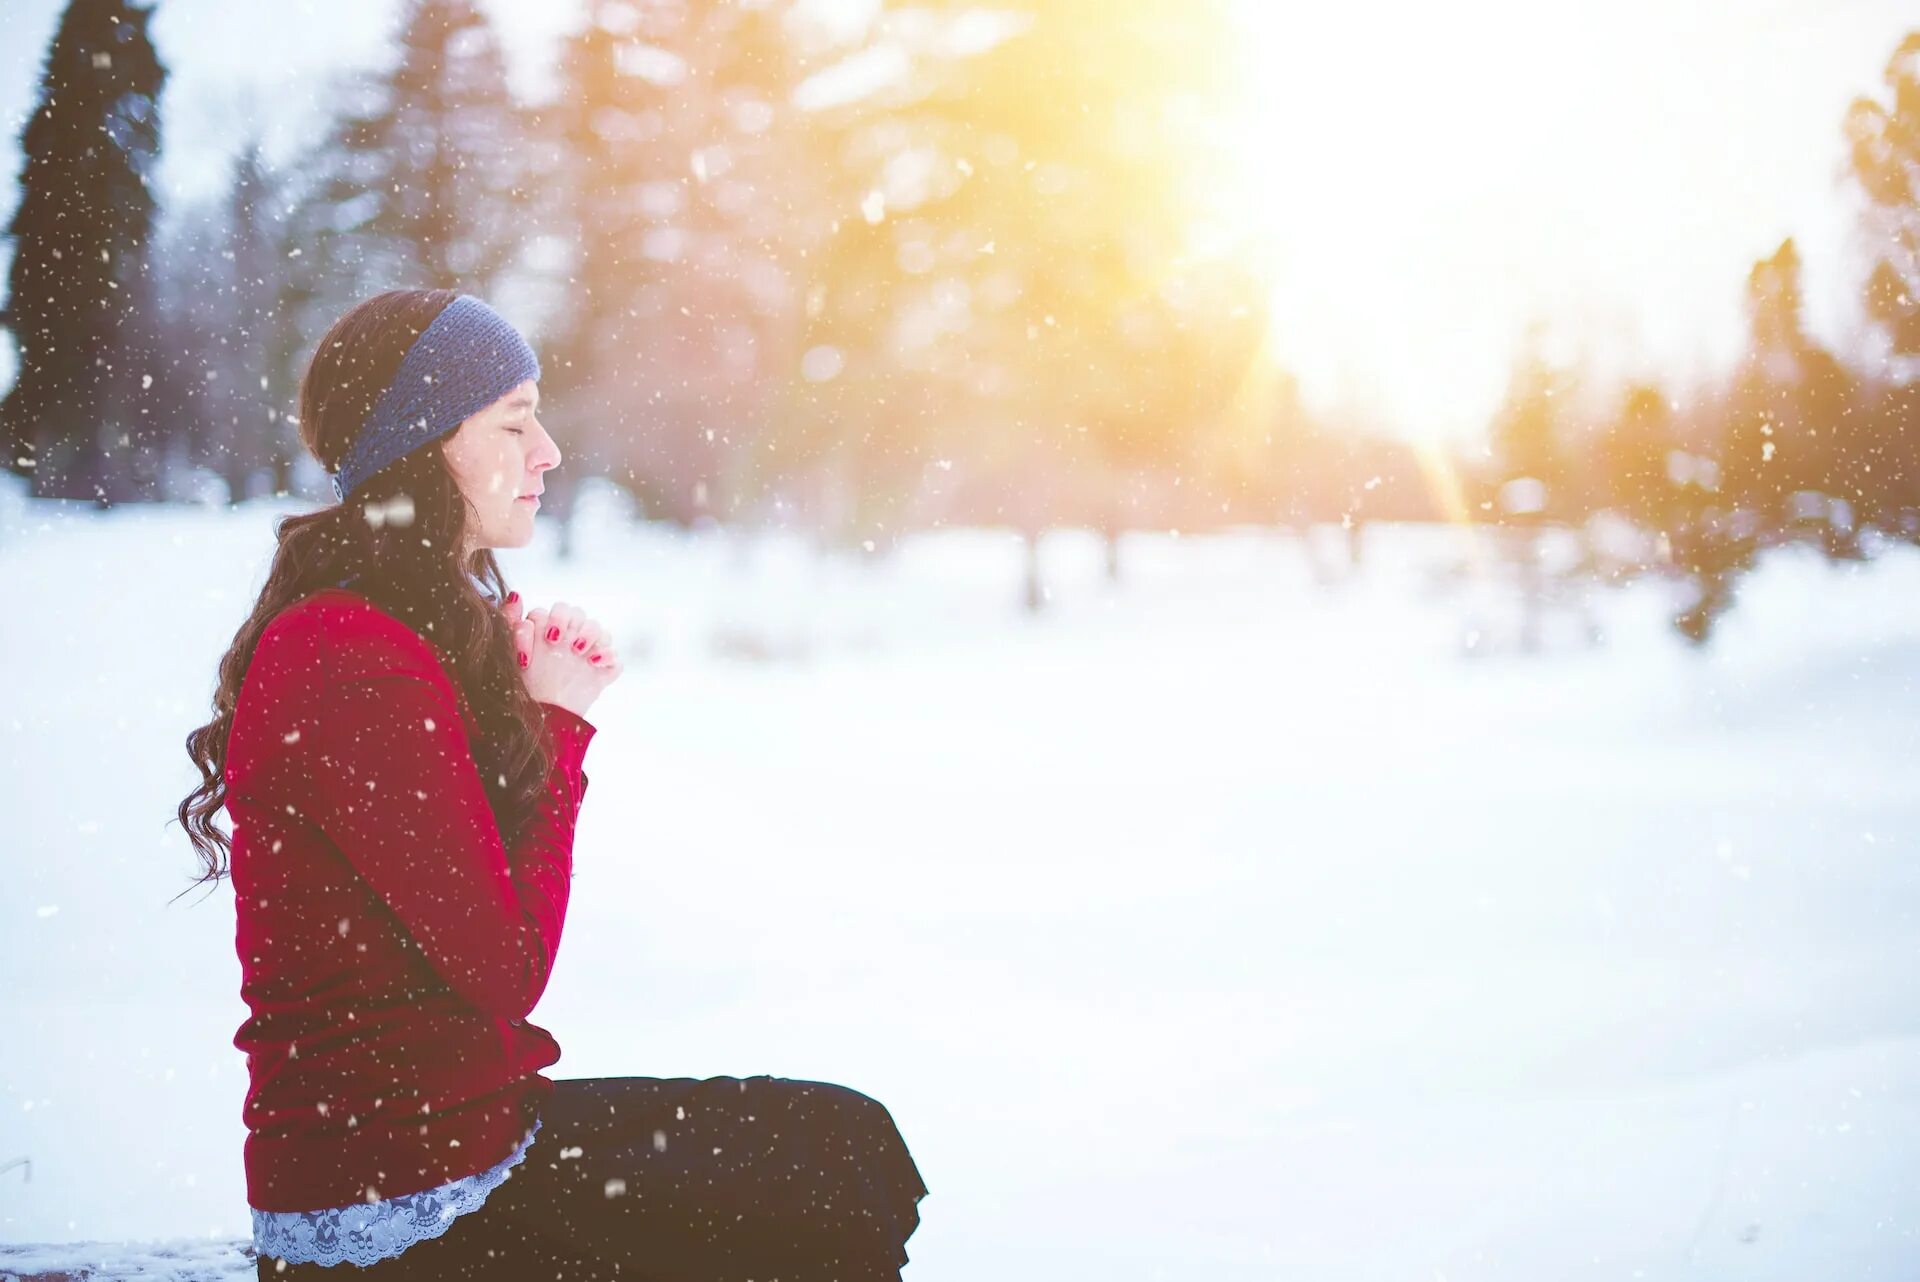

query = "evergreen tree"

[378,0,531,290]
[542,0,817,528]
[226,142,309,497]
[1718,239,1858,528]
[1844,31,1920,365]
[779,0,1247,562]
[187,143,290,502]
[275,71,394,402]
[1,0,166,502]
[1865,378,1920,540]
[277,0,531,392]
[149,193,227,496]
[154,147,284,505]
[1486,320,1574,521]
[1600,382,1680,532]
[537,7,638,517]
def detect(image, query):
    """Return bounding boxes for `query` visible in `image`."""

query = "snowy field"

[2,483,1918,1280]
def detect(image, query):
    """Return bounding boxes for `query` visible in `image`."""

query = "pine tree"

[1486,321,1573,520]
[196,143,288,502]
[150,136,305,503]
[787,0,1246,553]
[1840,31,1920,535]
[543,0,821,528]
[276,71,395,389]
[1600,382,1679,532]
[1844,32,1920,366]
[1719,239,1858,527]
[538,7,668,524]
[277,0,531,387]
[149,192,226,497]
[1,0,166,502]
[377,0,531,290]
[225,142,306,498]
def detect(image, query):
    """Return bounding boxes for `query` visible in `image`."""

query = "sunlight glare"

[1215,0,1766,446]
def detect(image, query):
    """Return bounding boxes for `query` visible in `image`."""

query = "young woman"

[176,289,929,1279]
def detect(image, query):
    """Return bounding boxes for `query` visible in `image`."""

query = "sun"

[1205,0,1661,451]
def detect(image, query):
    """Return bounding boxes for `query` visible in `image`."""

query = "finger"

[541,601,580,650]
[568,621,606,658]
[581,624,615,665]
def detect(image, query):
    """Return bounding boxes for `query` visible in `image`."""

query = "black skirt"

[254,1074,930,1281]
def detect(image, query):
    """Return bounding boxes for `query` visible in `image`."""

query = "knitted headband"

[330,294,542,502]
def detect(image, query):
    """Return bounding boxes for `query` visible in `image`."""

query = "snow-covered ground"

[3,485,1918,1280]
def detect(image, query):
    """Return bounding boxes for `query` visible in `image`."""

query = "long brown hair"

[172,288,554,904]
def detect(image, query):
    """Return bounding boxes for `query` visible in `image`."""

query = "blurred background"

[1,1,1918,1279]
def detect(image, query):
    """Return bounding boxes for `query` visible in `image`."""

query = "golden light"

[1208,0,1800,449]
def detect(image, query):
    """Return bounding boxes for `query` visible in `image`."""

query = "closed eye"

[506,428,525,435]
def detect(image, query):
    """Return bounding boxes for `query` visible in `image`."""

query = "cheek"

[486,449,523,495]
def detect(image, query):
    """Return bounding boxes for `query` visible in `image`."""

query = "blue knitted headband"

[330,294,542,502]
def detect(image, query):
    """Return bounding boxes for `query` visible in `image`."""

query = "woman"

[175,289,929,1279]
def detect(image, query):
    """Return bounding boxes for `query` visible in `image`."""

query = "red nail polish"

[518,652,529,668]
[505,591,519,605]
[547,626,559,642]
[573,639,586,651]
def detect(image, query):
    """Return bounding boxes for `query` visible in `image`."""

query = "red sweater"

[224,586,595,1213]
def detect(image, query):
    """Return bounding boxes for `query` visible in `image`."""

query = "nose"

[531,418,561,474]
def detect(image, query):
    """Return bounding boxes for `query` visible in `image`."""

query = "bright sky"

[1219,0,1914,441]
[0,0,1913,443]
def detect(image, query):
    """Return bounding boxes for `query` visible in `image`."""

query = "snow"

[0,1237,251,1280]
[2,488,1919,1280]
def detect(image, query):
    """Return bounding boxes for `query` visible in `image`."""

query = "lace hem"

[250,1116,541,1267]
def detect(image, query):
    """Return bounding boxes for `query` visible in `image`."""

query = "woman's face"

[441,379,559,554]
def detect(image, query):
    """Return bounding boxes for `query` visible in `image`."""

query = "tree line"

[2,0,1917,642]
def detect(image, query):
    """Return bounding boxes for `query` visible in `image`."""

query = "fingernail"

[589,654,601,663]
[505,591,519,605]
[518,652,529,668]
[573,639,586,651]
[547,626,559,642]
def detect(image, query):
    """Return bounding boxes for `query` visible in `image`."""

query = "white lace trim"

[250,1117,541,1267]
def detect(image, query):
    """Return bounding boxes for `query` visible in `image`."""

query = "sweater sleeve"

[308,667,597,1023]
